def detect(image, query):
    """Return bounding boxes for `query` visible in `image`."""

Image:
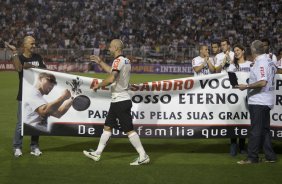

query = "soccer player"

[210,41,221,59]
[83,39,150,166]
[261,38,277,64]
[214,38,235,73]
[276,48,282,74]
[192,44,215,76]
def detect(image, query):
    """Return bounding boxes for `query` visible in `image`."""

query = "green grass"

[0,71,282,184]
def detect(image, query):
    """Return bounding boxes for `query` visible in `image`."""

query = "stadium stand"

[0,0,281,64]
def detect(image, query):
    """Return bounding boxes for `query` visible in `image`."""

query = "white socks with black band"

[128,132,146,159]
[95,130,112,155]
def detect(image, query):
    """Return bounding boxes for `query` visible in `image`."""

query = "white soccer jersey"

[111,55,131,102]
[23,86,47,126]
[276,58,282,69]
[265,53,277,64]
[192,56,214,76]
[248,54,277,107]
[228,61,252,73]
[214,51,235,72]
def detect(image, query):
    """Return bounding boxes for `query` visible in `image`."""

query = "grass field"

[0,71,282,184]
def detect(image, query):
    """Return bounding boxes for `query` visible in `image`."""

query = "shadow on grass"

[42,138,282,156]
[44,139,227,153]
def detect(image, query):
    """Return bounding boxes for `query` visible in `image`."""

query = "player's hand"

[237,84,248,91]
[90,55,102,64]
[92,83,100,92]
[62,89,72,100]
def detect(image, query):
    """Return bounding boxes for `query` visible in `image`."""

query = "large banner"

[22,68,282,139]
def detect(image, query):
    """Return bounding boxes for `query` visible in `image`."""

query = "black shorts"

[105,100,133,133]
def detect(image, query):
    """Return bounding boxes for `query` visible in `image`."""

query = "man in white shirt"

[83,39,150,166]
[23,72,73,133]
[237,40,277,164]
[214,38,235,73]
[210,41,221,60]
[192,44,215,76]
[261,38,277,64]
[275,48,282,74]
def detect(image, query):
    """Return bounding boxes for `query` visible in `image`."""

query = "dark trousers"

[247,105,276,162]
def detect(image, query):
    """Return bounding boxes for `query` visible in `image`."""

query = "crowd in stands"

[0,0,281,56]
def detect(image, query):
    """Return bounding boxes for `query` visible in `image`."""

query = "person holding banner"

[23,72,73,133]
[5,36,46,157]
[228,44,252,156]
[236,40,277,164]
[83,39,150,166]
[192,44,215,76]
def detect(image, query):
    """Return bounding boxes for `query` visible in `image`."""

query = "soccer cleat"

[83,150,101,161]
[130,155,150,166]
[14,148,23,157]
[237,159,257,165]
[30,148,42,156]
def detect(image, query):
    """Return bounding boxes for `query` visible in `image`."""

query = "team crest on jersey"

[113,58,120,70]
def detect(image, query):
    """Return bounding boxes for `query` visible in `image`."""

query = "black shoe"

[239,149,247,154]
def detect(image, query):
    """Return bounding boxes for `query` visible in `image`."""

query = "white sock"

[95,130,112,155]
[128,132,146,159]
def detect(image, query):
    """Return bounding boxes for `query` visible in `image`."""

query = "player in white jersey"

[237,40,277,164]
[210,41,221,61]
[214,38,235,73]
[83,39,149,166]
[192,45,215,76]
[228,44,252,156]
[261,38,277,64]
[275,48,282,74]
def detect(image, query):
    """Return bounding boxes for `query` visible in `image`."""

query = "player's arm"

[206,57,215,73]
[237,80,267,91]
[36,89,72,117]
[92,71,119,91]
[90,55,111,73]
[193,60,207,73]
[51,98,73,118]
[277,68,282,74]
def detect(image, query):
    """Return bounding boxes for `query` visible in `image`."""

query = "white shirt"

[265,53,277,64]
[111,55,131,102]
[214,51,235,72]
[276,58,282,69]
[192,56,214,76]
[23,86,47,126]
[228,61,252,73]
[248,54,277,107]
